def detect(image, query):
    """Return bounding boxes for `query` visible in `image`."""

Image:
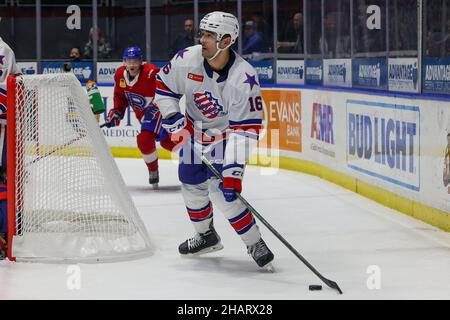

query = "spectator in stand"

[171,18,196,57]
[278,12,304,53]
[319,12,350,58]
[242,20,266,55]
[84,27,112,59]
[69,47,82,61]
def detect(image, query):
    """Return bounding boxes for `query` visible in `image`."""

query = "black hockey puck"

[309,285,322,291]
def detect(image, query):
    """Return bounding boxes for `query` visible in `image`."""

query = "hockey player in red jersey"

[154,12,274,269]
[106,46,173,186]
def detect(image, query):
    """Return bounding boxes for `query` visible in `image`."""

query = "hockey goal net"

[6,73,152,262]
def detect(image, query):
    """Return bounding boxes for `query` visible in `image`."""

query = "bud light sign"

[346,99,420,191]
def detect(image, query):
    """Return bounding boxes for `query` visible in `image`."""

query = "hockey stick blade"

[235,191,343,294]
[100,122,109,128]
[322,279,343,295]
[197,149,343,294]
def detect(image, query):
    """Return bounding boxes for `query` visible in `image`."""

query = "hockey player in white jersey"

[154,11,274,268]
[0,37,21,258]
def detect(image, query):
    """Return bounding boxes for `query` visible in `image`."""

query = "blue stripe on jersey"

[155,89,182,99]
[0,88,6,95]
[229,119,262,126]
[156,75,183,99]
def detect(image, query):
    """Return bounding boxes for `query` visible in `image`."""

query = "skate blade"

[261,263,275,273]
[183,243,224,257]
[151,183,159,189]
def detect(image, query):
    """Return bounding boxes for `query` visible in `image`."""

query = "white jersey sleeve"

[0,37,20,88]
[223,65,264,173]
[154,50,193,118]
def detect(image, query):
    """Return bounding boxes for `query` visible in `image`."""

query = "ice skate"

[179,225,223,256]
[149,169,159,188]
[247,238,274,269]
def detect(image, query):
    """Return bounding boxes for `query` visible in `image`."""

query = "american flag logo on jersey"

[193,91,224,119]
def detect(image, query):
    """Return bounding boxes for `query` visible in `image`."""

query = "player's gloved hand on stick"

[220,164,244,202]
[161,112,194,150]
[105,109,123,128]
[162,113,190,133]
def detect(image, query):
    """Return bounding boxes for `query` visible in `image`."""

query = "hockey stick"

[26,132,87,167]
[195,145,343,294]
[27,122,108,167]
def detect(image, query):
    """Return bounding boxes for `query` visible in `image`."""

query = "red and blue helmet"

[123,46,143,60]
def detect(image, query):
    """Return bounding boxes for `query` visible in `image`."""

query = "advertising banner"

[97,61,123,84]
[352,58,387,90]
[422,57,450,94]
[309,101,336,158]
[276,60,304,85]
[41,61,94,83]
[323,59,352,87]
[346,99,420,191]
[249,60,275,84]
[97,86,140,147]
[305,59,323,86]
[16,62,37,75]
[388,58,419,93]
[260,89,302,153]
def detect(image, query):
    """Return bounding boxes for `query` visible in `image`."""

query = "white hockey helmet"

[199,11,240,45]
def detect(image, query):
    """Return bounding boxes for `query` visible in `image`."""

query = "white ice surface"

[1,158,449,300]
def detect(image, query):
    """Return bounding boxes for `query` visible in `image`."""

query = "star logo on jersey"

[193,91,225,119]
[0,55,4,65]
[244,73,259,91]
[176,48,189,60]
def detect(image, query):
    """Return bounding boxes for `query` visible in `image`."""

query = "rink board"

[97,85,450,232]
